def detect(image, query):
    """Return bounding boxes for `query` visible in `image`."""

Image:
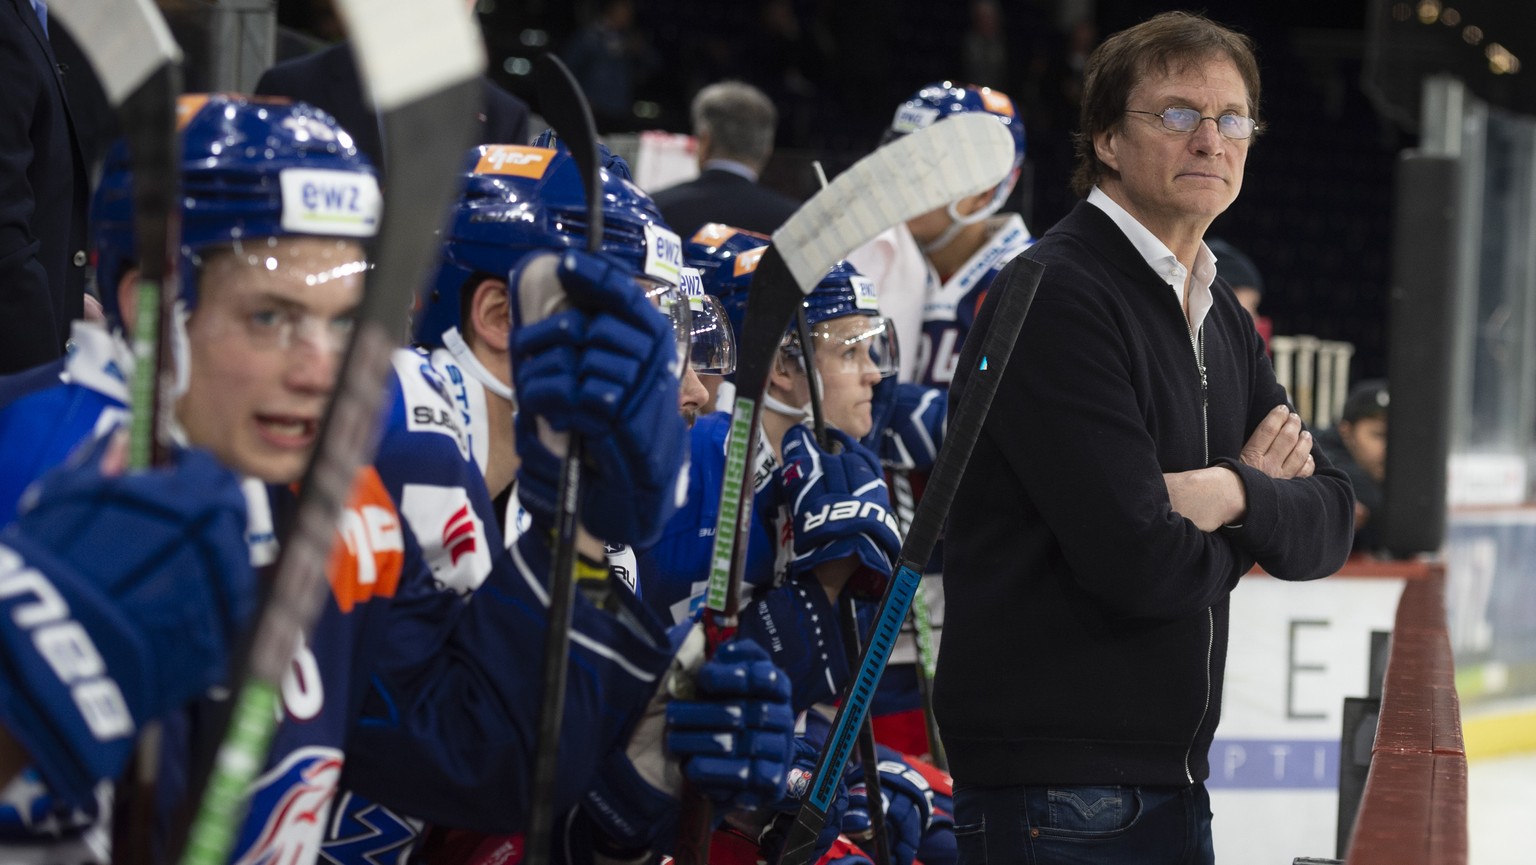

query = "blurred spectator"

[1,0,90,372]
[1317,380,1389,552]
[1207,236,1272,346]
[652,81,801,238]
[255,0,529,173]
[962,0,1008,90]
[561,0,659,131]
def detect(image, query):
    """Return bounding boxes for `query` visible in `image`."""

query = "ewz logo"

[302,180,366,215]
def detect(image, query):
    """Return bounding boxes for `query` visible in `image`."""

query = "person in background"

[255,0,530,173]
[1317,379,1388,553]
[651,80,801,239]
[0,0,90,372]
[1206,236,1271,347]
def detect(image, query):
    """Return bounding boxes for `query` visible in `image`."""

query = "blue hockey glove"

[668,638,795,809]
[736,575,848,713]
[0,441,254,807]
[512,250,688,547]
[872,384,947,472]
[778,426,901,597]
[753,709,847,862]
[842,749,935,865]
[581,628,793,850]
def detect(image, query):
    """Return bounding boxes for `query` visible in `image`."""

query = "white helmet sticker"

[852,275,880,310]
[279,168,382,238]
[644,222,683,287]
[679,266,705,298]
[892,104,940,135]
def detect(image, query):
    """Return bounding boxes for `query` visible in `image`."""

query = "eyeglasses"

[1125,107,1258,140]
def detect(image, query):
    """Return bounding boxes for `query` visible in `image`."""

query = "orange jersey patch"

[327,467,405,613]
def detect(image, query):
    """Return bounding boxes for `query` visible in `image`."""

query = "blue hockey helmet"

[415,142,684,350]
[683,222,770,343]
[884,83,1025,242]
[92,93,381,325]
[786,261,899,379]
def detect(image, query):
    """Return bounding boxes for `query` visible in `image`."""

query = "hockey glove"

[581,628,794,851]
[873,384,947,472]
[779,425,901,597]
[842,748,936,865]
[512,250,688,548]
[0,440,253,807]
[753,709,848,863]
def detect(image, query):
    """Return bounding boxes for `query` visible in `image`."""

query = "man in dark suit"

[652,81,800,239]
[255,9,530,173]
[0,0,90,373]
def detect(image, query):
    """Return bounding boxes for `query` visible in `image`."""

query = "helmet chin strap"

[761,362,824,423]
[442,326,516,408]
[920,195,1002,255]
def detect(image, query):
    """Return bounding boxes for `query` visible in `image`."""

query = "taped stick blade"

[772,113,1015,291]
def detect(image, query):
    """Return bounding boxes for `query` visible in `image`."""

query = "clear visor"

[188,237,370,354]
[786,315,899,378]
[642,277,691,374]
[688,293,736,375]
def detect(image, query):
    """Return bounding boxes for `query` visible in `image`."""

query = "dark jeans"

[952,781,1214,865]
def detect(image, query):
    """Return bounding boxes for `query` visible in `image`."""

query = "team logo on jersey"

[398,353,471,461]
[329,468,405,613]
[278,167,382,238]
[232,747,344,865]
[322,792,422,865]
[644,222,683,287]
[474,144,554,178]
[400,483,492,594]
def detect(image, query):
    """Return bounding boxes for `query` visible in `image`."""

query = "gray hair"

[691,81,778,166]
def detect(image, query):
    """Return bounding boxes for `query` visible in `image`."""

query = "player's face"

[679,364,708,427]
[176,237,367,483]
[1093,54,1251,244]
[806,314,884,439]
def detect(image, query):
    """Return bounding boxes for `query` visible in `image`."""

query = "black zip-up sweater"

[934,201,1355,787]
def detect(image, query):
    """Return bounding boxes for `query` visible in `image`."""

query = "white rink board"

[1210,573,1405,862]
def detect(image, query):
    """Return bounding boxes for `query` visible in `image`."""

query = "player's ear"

[116,267,141,335]
[469,277,510,352]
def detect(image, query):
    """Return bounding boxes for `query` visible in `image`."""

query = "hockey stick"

[889,471,948,770]
[44,3,182,862]
[673,112,1016,864]
[174,3,483,864]
[777,254,1045,865]
[791,303,891,865]
[523,52,606,865]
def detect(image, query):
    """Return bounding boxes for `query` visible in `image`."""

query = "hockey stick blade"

[777,255,1045,865]
[176,3,483,864]
[678,112,1018,865]
[524,51,606,865]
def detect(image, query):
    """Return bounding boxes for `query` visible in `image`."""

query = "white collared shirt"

[1086,186,1217,335]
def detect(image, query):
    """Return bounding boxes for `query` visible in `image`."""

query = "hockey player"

[842,83,1027,758]
[0,96,793,864]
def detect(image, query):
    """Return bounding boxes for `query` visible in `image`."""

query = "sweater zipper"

[1185,320,1211,784]
[1190,324,1208,465]
[1184,606,1215,783]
